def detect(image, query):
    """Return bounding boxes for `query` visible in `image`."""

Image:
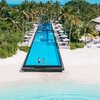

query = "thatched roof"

[95,24,100,31]
[92,16,100,23]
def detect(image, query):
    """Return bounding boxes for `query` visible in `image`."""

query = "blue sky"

[0,0,100,4]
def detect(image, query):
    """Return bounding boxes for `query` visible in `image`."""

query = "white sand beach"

[0,47,100,84]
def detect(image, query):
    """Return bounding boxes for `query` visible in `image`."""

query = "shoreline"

[0,47,100,85]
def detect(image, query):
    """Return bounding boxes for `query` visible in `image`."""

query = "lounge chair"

[86,44,91,48]
[96,43,100,48]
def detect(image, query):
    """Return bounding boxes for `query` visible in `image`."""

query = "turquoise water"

[8,4,19,7]
[0,80,100,100]
[25,23,61,66]
[6,0,100,5]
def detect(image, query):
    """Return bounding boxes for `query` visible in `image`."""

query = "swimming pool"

[22,23,64,72]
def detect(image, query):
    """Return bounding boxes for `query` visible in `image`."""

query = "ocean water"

[8,0,100,7]
[8,4,19,7]
[0,80,100,100]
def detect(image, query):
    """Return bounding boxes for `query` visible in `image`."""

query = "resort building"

[92,16,100,32]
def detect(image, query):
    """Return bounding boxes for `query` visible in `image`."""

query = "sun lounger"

[87,44,91,48]
[96,43,100,48]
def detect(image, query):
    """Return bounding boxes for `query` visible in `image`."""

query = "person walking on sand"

[38,57,40,64]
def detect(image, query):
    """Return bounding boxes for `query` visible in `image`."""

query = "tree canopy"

[0,0,100,57]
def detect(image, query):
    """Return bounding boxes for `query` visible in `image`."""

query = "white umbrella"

[63,38,70,42]
[56,24,62,27]
[24,35,30,38]
[62,35,68,38]
[59,30,64,33]
[57,41,67,45]
[55,21,59,23]
[54,28,61,31]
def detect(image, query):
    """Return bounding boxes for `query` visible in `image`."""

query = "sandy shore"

[0,47,100,84]
[60,47,100,84]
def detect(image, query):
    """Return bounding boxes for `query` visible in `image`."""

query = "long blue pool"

[22,23,63,71]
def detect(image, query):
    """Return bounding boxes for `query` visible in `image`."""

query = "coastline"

[0,47,100,85]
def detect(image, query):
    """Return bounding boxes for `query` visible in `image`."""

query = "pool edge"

[21,22,64,72]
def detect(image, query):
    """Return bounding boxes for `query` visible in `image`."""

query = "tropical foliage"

[58,0,100,49]
[19,46,29,52]
[0,0,100,57]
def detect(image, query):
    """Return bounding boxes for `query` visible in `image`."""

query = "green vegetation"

[19,46,29,52]
[59,0,100,49]
[0,0,100,57]
[70,42,77,50]
[0,20,22,58]
[70,42,84,50]
[0,0,33,58]
[76,43,84,48]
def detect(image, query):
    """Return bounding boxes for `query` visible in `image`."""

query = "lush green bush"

[0,48,8,58]
[0,20,24,58]
[19,46,29,52]
[0,43,18,58]
[70,42,77,50]
[76,43,84,48]
[70,42,84,50]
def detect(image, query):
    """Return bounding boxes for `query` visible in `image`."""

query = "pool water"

[25,23,61,66]
[0,81,100,100]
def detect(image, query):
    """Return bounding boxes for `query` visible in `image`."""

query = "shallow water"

[0,80,100,100]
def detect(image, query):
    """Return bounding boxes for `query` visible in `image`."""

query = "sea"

[8,4,20,7]
[0,80,100,100]
[8,0,100,7]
